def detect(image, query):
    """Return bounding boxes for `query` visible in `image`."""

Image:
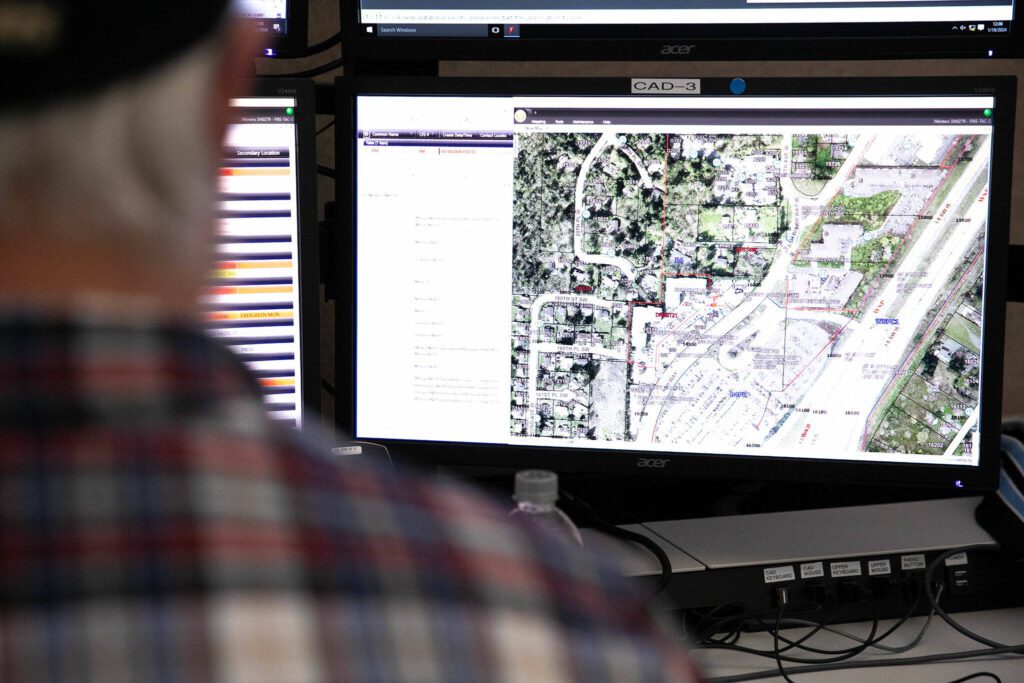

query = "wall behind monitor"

[267,0,1024,426]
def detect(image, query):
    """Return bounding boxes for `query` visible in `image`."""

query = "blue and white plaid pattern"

[0,314,700,682]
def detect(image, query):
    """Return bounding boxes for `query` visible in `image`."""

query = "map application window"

[354,93,996,467]
[206,97,305,426]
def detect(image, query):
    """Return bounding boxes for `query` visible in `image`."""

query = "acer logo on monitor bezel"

[660,44,696,56]
[636,457,671,468]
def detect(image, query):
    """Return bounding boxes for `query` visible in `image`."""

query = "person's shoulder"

[268,434,701,682]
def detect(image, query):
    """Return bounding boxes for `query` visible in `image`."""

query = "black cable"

[760,577,923,657]
[317,165,336,178]
[925,546,1009,649]
[692,604,747,646]
[592,523,674,596]
[705,645,1024,683]
[704,566,1023,683]
[321,379,337,397]
[268,56,344,79]
[698,573,925,664]
[559,489,674,598]
[316,119,336,136]
[772,604,796,683]
[947,674,1002,683]
[702,589,880,665]
[743,610,860,657]
[304,32,341,56]
[764,607,841,656]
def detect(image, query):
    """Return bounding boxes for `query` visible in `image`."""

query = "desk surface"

[692,606,1024,682]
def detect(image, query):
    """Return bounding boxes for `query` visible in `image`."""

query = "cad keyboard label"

[763,565,796,584]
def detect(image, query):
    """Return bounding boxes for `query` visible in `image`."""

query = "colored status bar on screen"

[217,260,293,270]
[219,168,292,177]
[259,377,296,388]
[205,310,295,322]
[209,284,294,295]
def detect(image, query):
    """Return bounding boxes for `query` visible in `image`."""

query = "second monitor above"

[341,0,1021,61]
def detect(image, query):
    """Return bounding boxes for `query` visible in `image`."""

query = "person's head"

[0,2,263,317]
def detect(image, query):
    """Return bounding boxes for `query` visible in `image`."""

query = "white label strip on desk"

[800,562,825,579]
[868,559,892,576]
[830,561,862,578]
[764,566,796,584]
[945,552,969,567]
[902,554,927,571]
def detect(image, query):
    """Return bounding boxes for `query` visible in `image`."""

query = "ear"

[209,20,268,149]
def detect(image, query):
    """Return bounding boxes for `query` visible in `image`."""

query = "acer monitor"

[335,75,1013,502]
[238,0,308,57]
[340,0,1021,61]
[205,78,321,427]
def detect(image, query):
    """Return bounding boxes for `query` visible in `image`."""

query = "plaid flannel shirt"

[0,314,700,682]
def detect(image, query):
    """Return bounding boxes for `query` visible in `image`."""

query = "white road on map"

[767,136,991,453]
[572,132,639,279]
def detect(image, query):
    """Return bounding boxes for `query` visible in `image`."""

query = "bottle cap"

[514,469,559,504]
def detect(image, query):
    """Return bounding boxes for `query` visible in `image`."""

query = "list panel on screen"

[206,97,305,426]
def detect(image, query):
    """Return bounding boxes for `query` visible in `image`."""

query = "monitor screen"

[337,76,1012,491]
[206,80,320,426]
[341,0,1020,60]
[238,0,308,56]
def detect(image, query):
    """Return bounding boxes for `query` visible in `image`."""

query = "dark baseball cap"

[0,0,233,113]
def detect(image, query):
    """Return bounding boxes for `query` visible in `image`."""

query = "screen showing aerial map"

[354,92,995,467]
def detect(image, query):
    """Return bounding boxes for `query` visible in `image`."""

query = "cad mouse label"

[800,562,825,579]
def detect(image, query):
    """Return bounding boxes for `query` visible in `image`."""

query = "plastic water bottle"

[510,470,584,546]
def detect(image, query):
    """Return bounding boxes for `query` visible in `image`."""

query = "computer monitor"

[336,76,1013,496]
[341,0,1020,60]
[205,79,320,427]
[237,0,308,57]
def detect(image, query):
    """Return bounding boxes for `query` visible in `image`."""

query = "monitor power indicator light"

[983,108,993,117]
[286,107,295,116]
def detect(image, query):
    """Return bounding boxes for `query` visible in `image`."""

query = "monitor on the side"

[341,0,1020,60]
[205,79,320,427]
[238,0,308,56]
[336,76,1013,493]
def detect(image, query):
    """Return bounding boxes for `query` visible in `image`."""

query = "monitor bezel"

[335,75,1013,492]
[246,78,322,423]
[338,1,1022,61]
